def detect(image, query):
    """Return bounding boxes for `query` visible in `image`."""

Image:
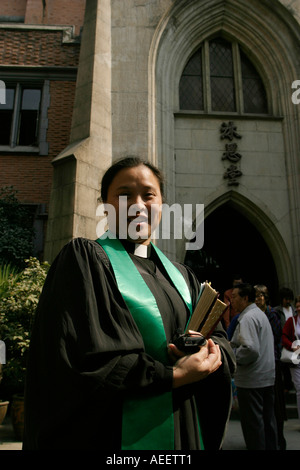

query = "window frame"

[0,78,49,155]
[179,37,269,116]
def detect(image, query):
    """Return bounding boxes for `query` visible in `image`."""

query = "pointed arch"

[179,190,293,288]
[207,191,293,287]
[178,36,268,114]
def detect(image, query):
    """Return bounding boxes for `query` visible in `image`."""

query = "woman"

[254,284,287,450]
[282,295,300,421]
[23,156,235,451]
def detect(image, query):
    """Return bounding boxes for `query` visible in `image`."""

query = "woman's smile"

[105,165,163,244]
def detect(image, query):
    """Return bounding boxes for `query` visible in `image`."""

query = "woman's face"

[255,292,267,311]
[105,165,163,244]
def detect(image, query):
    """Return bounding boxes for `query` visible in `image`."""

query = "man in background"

[222,275,243,330]
[231,283,278,450]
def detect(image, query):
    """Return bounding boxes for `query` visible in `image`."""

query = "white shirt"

[283,306,293,322]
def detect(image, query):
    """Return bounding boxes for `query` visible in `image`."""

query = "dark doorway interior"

[184,203,279,305]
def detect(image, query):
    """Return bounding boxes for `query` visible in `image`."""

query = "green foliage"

[0,257,50,397]
[0,186,35,269]
[0,263,20,300]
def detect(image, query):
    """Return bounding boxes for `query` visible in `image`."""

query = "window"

[240,51,267,114]
[210,39,235,112]
[0,80,49,154]
[179,37,268,114]
[179,49,203,110]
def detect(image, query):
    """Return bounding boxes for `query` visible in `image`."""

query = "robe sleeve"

[30,238,173,392]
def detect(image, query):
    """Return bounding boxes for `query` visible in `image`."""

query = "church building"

[1,0,300,301]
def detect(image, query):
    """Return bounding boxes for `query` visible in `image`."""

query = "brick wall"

[0,0,27,19]
[0,80,76,206]
[47,81,77,158]
[0,0,85,35]
[0,28,80,66]
[0,0,85,257]
[25,0,85,35]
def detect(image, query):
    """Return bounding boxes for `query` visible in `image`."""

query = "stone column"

[44,0,112,262]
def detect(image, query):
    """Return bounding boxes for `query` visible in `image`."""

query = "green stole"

[96,233,193,450]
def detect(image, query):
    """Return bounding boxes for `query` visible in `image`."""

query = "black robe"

[23,238,235,450]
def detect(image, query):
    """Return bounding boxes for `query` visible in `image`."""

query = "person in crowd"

[274,287,295,329]
[230,283,278,450]
[254,284,287,450]
[227,312,240,341]
[274,287,295,392]
[282,295,300,422]
[222,275,243,330]
[23,156,235,451]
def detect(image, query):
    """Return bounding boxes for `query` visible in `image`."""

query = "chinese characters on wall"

[220,121,243,186]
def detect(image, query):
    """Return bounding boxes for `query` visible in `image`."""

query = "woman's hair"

[278,287,294,303]
[254,284,269,304]
[100,156,165,202]
[294,295,300,305]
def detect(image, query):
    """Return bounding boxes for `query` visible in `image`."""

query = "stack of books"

[187,282,228,337]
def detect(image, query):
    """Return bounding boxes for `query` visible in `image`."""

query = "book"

[186,281,228,337]
[199,298,228,337]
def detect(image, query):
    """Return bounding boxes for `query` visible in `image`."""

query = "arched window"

[179,37,268,114]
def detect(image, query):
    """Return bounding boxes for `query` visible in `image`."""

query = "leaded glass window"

[241,51,268,114]
[210,39,236,112]
[179,48,203,110]
[179,37,268,115]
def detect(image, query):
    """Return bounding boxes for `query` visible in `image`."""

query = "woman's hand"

[169,338,222,388]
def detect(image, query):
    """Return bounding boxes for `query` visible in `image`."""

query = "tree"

[0,257,50,399]
[0,187,34,268]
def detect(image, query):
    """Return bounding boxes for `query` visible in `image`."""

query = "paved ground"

[1,415,299,451]
[222,417,300,450]
[0,416,22,450]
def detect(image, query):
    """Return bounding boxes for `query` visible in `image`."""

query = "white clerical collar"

[133,243,150,258]
[119,239,151,258]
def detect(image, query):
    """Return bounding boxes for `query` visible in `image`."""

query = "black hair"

[100,156,165,202]
[278,287,294,303]
[254,284,269,303]
[234,283,256,303]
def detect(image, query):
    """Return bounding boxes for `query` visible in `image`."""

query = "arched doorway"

[184,203,279,305]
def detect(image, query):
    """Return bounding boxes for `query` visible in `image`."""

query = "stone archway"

[183,189,293,296]
[184,203,280,304]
